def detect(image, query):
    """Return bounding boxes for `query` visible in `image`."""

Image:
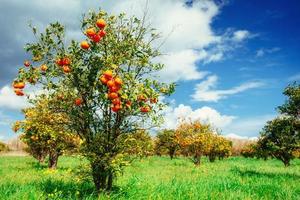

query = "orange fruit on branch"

[75,98,83,106]
[96,19,106,29]
[24,60,30,67]
[85,28,96,37]
[140,105,151,113]
[99,76,108,84]
[108,92,118,99]
[107,80,115,87]
[40,64,48,71]
[112,98,121,105]
[63,65,71,73]
[103,70,113,79]
[80,41,90,49]
[14,89,24,96]
[62,57,71,65]
[114,77,123,85]
[91,34,101,43]
[55,58,64,66]
[99,30,106,37]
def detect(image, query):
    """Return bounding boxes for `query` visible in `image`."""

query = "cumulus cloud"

[222,114,275,137]
[191,75,264,102]
[162,104,236,130]
[0,86,29,110]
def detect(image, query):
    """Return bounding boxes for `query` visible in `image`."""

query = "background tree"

[257,117,299,166]
[13,95,80,168]
[207,135,232,162]
[156,129,178,159]
[121,130,154,158]
[175,121,214,165]
[0,141,9,152]
[256,83,300,166]
[13,10,174,191]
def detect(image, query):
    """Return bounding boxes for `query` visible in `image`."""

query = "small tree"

[13,95,80,168]
[256,83,300,166]
[258,117,299,166]
[13,10,174,191]
[0,141,9,152]
[208,135,232,162]
[175,121,214,165]
[121,130,154,158]
[156,129,178,159]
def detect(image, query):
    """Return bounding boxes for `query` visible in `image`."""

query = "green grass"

[0,156,299,200]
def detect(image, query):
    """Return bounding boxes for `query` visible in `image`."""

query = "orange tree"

[13,94,79,168]
[13,10,174,191]
[121,130,154,158]
[156,129,178,159]
[207,135,232,162]
[175,121,214,165]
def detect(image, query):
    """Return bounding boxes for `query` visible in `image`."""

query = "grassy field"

[0,156,299,200]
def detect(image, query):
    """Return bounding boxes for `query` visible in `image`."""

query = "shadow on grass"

[232,167,300,180]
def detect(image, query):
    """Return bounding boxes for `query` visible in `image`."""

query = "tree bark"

[48,150,59,169]
[193,153,201,166]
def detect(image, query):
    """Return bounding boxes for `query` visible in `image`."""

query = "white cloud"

[0,86,29,110]
[222,114,275,137]
[232,30,250,42]
[162,104,236,130]
[256,47,280,57]
[158,50,208,82]
[191,75,264,102]
[224,133,257,140]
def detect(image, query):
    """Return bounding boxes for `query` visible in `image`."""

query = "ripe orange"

[24,60,30,67]
[138,95,147,102]
[114,77,123,85]
[13,82,25,89]
[111,104,122,112]
[85,28,96,37]
[62,57,71,65]
[40,64,48,71]
[63,65,71,73]
[140,105,151,113]
[99,30,106,37]
[112,98,121,105]
[75,98,82,106]
[99,76,108,84]
[96,19,106,29]
[125,101,132,108]
[109,85,120,93]
[80,41,90,49]
[103,70,113,79]
[150,98,158,104]
[56,58,64,66]
[108,92,118,99]
[107,80,115,87]
[14,89,24,96]
[91,34,101,43]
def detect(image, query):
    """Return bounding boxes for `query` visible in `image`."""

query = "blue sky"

[0,0,299,141]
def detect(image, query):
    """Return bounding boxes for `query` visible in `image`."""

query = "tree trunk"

[209,155,216,162]
[48,150,59,169]
[169,148,175,160]
[283,159,290,167]
[107,171,113,191]
[193,153,201,166]
[91,162,112,192]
